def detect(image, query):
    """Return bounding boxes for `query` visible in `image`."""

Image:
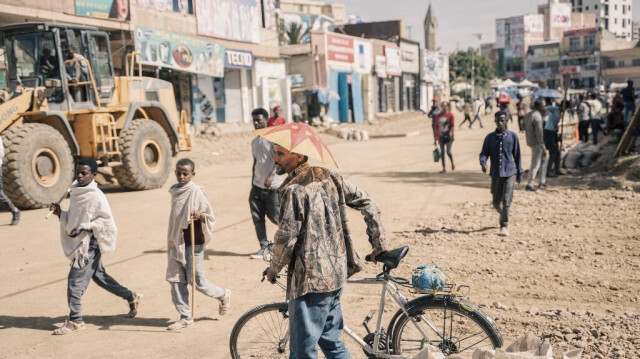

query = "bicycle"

[229,246,503,358]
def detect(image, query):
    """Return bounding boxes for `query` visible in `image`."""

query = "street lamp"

[471,33,485,101]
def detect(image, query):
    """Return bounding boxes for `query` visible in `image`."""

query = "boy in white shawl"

[166,158,230,330]
[49,158,142,335]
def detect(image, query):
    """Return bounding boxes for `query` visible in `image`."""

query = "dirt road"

[1,113,638,358]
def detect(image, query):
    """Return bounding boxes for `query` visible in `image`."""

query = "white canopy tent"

[517,79,539,88]
[501,79,518,88]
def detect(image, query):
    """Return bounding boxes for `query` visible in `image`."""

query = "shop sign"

[255,59,286,79]
[375,55,387,78]
[196,0,261,44]
[288,74,304,88]
[75,0,130,20]
[564,28,598,37]
[134,26,225,77]
[400,42,420,74]
[224,49,254,69]
[353,40,372,73]
[384,45,401,77]
[327,34,354,63]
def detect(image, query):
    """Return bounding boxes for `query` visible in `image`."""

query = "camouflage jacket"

[269,162,387,300]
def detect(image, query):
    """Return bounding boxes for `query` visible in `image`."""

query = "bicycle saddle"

[366,246,409,269]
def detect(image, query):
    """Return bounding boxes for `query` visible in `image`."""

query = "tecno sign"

[224,49,254,69]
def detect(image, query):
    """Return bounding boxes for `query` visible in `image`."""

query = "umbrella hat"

[253,123,338,168]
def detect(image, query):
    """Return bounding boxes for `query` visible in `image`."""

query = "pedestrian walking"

[470,98,485,129]
[291,101,302,123]
[49,158,142,335]
[261,124,388,359]
[524,99,548,191]
[620,80,636,126]
[516,95,526,133]
[586,92,603,145]
[435,101,455,173]
[248,108,285,259]
[459,98,472,128]
[427,99,441,143]
[480,111,522,237]
[166,158,230,330]
[0,138,20,225]
[543,99,562,177]
[577,94,590,142]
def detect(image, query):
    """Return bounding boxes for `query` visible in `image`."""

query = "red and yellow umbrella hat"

[253,123,338,168]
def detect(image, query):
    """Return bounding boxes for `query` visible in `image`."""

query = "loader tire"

[2,123,74,209]
[113,119,172,190]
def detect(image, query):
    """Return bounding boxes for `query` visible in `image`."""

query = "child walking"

[49,158,142,335]
[166,158,230,330]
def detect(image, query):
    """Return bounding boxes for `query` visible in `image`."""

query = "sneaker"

[127,292,143,318]
[167,318,194,331]
[539,183,549,189]
[498,227,509,237]
[249,248,265,260]
[439,168,446,173]
[219,289,231,316]
[10,210,19,226]
[525,184,537,192]
[546,172,558,178]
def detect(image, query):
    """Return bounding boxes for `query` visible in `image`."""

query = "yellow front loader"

[0,23,192,208]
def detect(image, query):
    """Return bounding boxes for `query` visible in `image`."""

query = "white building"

[568,0,633,40]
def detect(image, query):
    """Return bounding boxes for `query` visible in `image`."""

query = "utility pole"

[471,33,485,101]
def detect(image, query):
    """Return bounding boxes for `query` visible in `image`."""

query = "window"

[585,5,589,10]
[569,37,581,52]
[615,18,617,24]
[605,5,608,15]
[632,59,640,67]
[595,4,598,9]
[618,60,625,67]
[585,35,595,50]
[606,60,615,68]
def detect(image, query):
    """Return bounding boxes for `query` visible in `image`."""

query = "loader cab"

[0,23,115,111]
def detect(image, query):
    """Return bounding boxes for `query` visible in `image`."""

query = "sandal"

[126,292,143,318]
[167,318,194,331]
[219,289,231,316]
[53,320,85,335]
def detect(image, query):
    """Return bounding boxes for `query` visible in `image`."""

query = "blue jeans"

[288,289,351,359]
[171,244,226,320]
[249,185,280,249]
[623,102,636,126]
[67,237,133,322]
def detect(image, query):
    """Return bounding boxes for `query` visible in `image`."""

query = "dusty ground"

[1,110,639,359]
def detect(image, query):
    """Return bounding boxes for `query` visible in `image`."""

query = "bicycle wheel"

[230,302,290,359]
[390,295,503,358]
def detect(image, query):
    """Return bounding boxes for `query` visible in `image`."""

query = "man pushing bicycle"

[265,135,388,359]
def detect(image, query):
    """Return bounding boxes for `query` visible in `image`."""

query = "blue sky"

[333,0,640,53]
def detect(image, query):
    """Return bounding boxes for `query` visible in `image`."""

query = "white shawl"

[59,180,117,268]
[166,181,215,282]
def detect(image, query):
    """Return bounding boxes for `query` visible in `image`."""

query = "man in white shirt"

[291,102,302,123]
[586,92,603,145]
[471,98,485,129]
[249,108,285,259]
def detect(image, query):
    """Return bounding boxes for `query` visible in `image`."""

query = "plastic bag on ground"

[411,345,446,359]
[471,332,582,359]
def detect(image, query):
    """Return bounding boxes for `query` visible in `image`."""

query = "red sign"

[327,34,354,63]
[564,28,598,37]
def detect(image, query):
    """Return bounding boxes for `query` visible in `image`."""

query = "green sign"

[134,26,225,78]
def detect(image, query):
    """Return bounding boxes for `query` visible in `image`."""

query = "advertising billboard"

[134,26,225,77]
[196,0,261,43]
[550,3,572,29]
[75,0,130,20]
[327,33,354,64]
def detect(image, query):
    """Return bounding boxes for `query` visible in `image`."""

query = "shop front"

[381,44,401,113]
[218,49,254,123]
[133,25,225,125]
[324,33,365,123]
[399,40,420,111]
[254,59,291,121]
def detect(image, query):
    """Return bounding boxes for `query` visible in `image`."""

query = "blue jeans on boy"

[288,288,351,359]
[67,237,133,322]
[171,244,226,320]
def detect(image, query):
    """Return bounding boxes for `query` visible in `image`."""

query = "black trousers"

[0,167,18,213]
[578,121,590,142]
[544,130,560,175]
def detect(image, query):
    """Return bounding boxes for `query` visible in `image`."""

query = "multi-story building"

[568,0,633,40]
[526,41,561,88]
[633,21,640,41]
[601,44,640,87]
[559,27,635,90]
[538,0,596,41]
[0,0,283,125]
[494,14,545,79]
